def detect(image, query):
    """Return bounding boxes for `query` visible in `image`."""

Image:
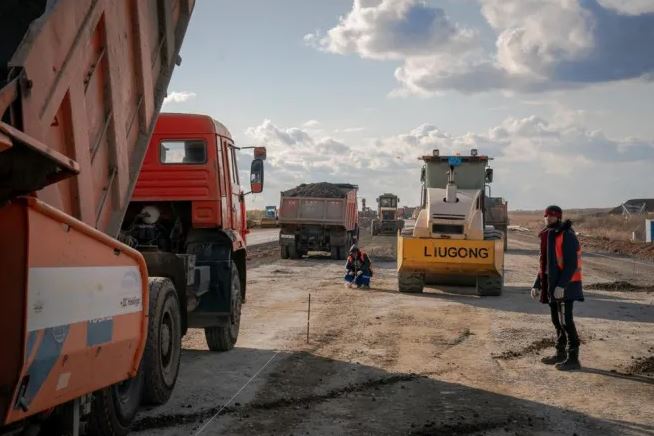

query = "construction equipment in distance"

[397,150,505,296]
[371,193,404,236]
[260,205,279,228]
[358,198,377,229]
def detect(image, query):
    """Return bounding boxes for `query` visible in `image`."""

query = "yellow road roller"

[397,150,505,296]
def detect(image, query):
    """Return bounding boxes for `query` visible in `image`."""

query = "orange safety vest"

[554,232,582,282]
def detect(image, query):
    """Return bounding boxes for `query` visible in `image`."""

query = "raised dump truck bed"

[0,0,195,432]
[0,0,195,236]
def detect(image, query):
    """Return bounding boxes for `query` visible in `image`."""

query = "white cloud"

[310,0,654,94]
[597,0,654,14]
[305,0,477,60]
[246,116,654,209]
[163,91,197,105]
[303,119,320,128]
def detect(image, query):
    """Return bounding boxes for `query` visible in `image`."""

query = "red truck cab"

[133,113,248,241]
[122,113,265,358]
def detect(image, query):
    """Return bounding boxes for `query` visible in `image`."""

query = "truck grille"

[432,224,464,234]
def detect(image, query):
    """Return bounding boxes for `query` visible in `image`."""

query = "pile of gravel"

[282,183,357,198]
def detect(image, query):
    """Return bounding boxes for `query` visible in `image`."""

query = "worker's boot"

[555,347,581,371]
[541,330,566,365]
[556,333,581,371]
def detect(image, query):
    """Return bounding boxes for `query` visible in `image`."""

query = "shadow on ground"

[370,282,654,324]
[132,348,652,436]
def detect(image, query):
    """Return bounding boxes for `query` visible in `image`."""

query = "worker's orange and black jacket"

[346,251,373,277]
[533,219,584,303]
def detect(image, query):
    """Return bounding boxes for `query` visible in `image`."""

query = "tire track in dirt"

[132,373,420,432]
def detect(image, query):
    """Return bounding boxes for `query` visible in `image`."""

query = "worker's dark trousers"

[549,301,579,351]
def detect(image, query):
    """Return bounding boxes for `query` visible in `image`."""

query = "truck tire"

[477,275,503,296]
[280,246,289,259]
[398,272,424,293]
[204,261,242,351]
[485,227,506,250]
[288,244,300,259]
[479,228,504,296]
[484,227,503,241]
[340,245,347,260]
[142,278,181,405]
[87,368,143,436]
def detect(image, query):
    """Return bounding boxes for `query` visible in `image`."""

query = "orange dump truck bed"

[0,0,195,427]
[0,0,195,236]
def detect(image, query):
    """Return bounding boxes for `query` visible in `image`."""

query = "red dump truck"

[485,196,509,250]
[0,2,264,435]
[278,183,358,260]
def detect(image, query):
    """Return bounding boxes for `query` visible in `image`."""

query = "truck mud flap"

[185,242,232,325]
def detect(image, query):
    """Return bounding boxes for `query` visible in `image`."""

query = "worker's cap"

[544,205,563,218]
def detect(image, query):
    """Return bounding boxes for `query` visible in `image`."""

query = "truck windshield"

[380,198,396,207]
[160,140,207,164]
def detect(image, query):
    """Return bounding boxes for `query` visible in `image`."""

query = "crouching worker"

[344,245,373,289]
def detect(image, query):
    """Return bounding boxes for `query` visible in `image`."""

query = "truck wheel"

[341,245,348,260]
[331,245,346,260]
[398,272,424,293]
[204,262,242,351]
[280,246,289,259]
[142,278,181,405]
[87,368,143,436]
[477,275,503,296]
[288,244,300,259]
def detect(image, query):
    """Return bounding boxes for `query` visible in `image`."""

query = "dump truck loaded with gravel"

[279,183,359,260]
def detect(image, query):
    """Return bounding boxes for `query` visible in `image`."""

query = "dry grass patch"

[510,211,651,242]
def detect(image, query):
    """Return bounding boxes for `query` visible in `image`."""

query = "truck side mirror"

[254,147,267,160]
[485,168,494,183]
[420,167,425,182]
[250,158,264,193]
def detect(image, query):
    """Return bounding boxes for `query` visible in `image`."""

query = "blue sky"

[164,0,654,210]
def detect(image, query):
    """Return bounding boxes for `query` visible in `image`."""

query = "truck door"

[224,139,242,233]
[216,137,229,228]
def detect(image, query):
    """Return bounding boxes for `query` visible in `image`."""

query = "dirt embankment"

[578,235,654,263]
[626,353,654,376]
[247,242,280,268]
[509,210,654,263]
[585,281,654,293]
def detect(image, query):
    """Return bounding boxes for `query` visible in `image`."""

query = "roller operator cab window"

[160,140,207,164]
[380,197,396,207]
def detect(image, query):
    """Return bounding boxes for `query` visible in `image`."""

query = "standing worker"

[531,205,584,371]
[344,245,373,289]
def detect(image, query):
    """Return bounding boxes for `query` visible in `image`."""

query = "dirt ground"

[133,231,654,436]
